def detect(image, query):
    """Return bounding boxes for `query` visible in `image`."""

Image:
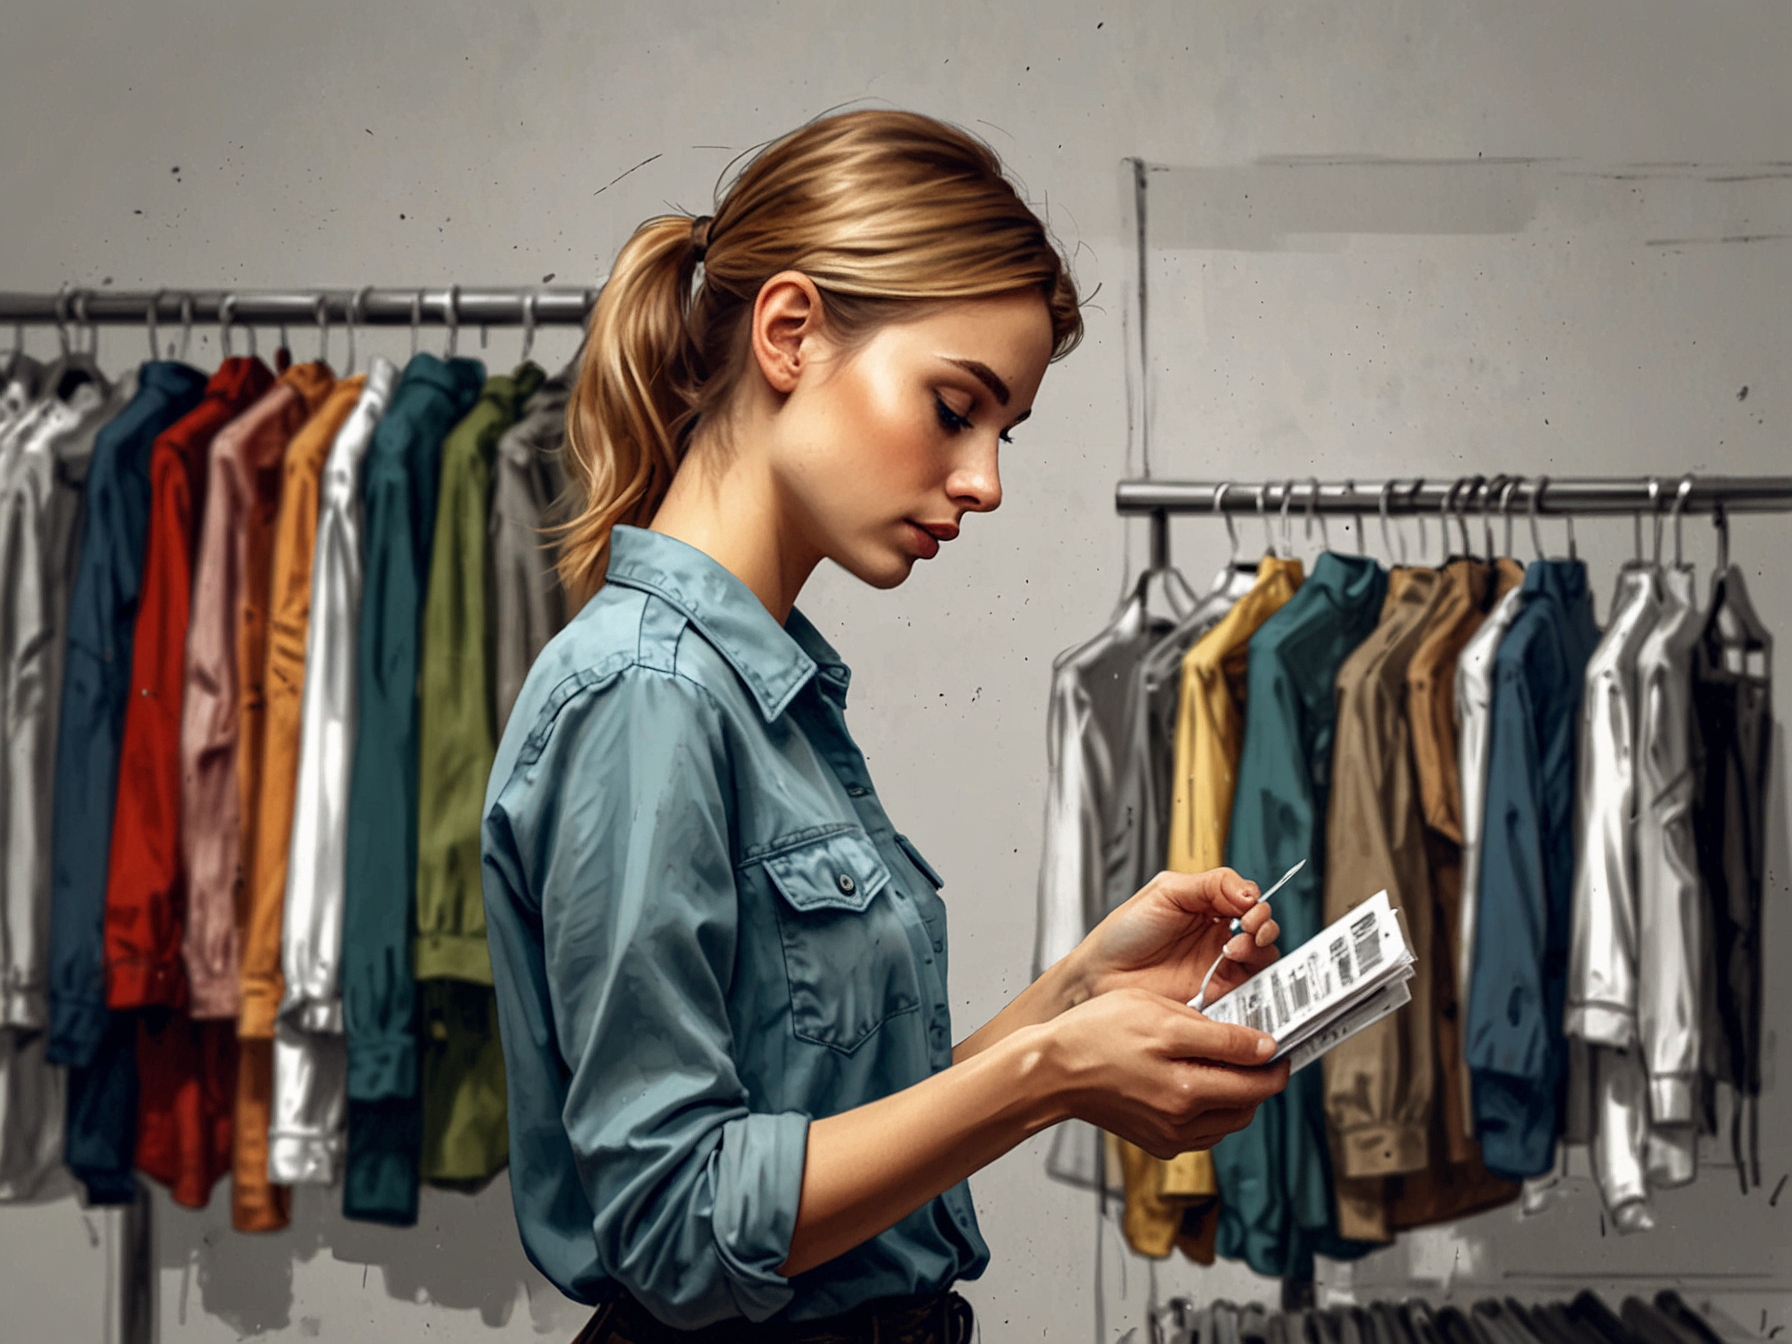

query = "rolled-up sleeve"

[497,665,807,1327]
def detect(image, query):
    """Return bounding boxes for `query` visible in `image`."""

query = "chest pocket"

[762,826,923,1055]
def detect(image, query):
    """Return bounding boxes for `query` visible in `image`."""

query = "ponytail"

[555,109,1085,606]
[557,214,706,604]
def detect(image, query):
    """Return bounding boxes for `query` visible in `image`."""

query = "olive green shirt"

[414,362,543,1185]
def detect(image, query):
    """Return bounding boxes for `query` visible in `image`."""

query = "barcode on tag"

[1244,986,1271,1034]
[1270,969,1291,1026]
[1351,910,1382,974]
[1290,961,1311,1012]
[1330,935,1354,988]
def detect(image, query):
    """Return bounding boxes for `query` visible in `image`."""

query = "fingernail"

[1257,1036,1276,1058]
[1227,934,1251,958]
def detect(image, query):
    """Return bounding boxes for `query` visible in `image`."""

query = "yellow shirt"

[1118,556,1304,1262]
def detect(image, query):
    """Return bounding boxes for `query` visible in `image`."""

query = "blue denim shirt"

[481,525,988,1328]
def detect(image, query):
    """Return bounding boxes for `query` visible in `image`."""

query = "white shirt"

[269,358,395,1184]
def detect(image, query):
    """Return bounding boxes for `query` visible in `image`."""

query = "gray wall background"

[2,2,1788,1339]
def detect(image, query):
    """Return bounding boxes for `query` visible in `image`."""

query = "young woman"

[481,109,1290,1344]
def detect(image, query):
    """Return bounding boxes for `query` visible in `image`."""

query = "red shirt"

[104,357,273,1208]
[105,357,275,1009]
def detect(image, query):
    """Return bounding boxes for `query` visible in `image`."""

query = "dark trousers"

[572,1289,975,1344]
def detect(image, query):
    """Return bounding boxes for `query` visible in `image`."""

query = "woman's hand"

[1041,986,1289,1159]
[1067,867,1282,1011]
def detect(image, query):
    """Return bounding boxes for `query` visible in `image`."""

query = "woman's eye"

[934,394,972,433]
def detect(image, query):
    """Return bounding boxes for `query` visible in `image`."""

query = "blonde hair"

[555,108,1085,604]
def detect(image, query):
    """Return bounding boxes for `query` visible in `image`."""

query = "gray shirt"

[491,360,573,733]
[0,357,134,1202]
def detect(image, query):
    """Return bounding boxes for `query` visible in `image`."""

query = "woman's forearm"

[777,1022,1064,1278]
[950,948,1088,1064]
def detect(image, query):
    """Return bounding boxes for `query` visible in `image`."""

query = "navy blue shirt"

[45,360,207,1201]
[482,525,988,1328]
[1467,559,1600,1179]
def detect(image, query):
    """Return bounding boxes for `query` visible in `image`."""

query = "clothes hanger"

[1704,496,1773,679]
[443,282,462,359]
[1304,475,1330,555]
[219,292,259,364]
[146,289,165,362]
[1526,474,1576,562]
[1278,477,1297,559]
[313,294,331,369]
[410,289,424,359]
[520,289,539,365]
[176,292,195,365]
[1497,475,1522,562]
[1379,479,1405,567]
[345,285,372,376]
[49,287,103,400]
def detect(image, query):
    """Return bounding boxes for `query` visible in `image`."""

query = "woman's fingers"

[1147,867,1261,919]
[1163,1004,1277,1066]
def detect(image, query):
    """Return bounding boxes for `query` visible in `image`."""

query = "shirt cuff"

[47,995,108,1068]
[1563,1001,1633,1049]
[1649,1074,1697,1126]
[238,976,283,1040]
[348,1031,417,1103]
[106,956,188,1010]
[414,931,494,984]
[709,1110,809,1323]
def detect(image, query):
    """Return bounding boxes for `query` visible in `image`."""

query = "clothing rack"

[1118,475,1792,571]
[0,285,597,330]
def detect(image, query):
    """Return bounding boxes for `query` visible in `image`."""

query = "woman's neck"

[648,434,820,626]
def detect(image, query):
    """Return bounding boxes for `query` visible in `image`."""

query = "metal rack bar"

[1116,475,1792,517]
[0,287,597,328]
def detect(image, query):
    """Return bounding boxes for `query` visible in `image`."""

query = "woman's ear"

[749,270,827,395]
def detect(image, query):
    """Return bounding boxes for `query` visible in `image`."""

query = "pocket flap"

[763,828,891,913]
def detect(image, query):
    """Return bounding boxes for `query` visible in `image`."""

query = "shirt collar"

[1521,557,1590,605]
[603,524,851,721]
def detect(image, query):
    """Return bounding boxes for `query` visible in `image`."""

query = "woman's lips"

[906,520,941,559]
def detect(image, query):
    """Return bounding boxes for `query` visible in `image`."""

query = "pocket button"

[838,873,855,894]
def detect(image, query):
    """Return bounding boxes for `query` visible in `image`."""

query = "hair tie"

[689,214,713,261]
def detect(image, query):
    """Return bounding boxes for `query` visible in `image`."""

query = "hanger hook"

[1528,475,1551,560]
[54,283,73,358]
[1480,473,1507,561]
[1378,479,1399,564]
[147,289,166,361]
[1499,475,1522,558]
[1305,476,1330,552]
[1714,498,1730,572]
[347,284,372,376]
[219,292,236,359]
[1342,479,1364,555]
[72,288,98,358]
[443,283,461,358]
[1440,478,1461,561]
[521,290,539,363]
[1214,482,1239,564]
[410,290,424,359]
[315,294,331,367]
[1257,483,1274,555]
[1672,474,1694,568]
[177,293,194,362]
[1458,474,1483,556]
[1405,478,1427,564]
[1646,476,1662,566]
[1278,478,1295,558]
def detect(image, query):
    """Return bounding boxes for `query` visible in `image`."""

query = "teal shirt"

[1216,550,1387,1281]
[481,525,988,1328]
[341,352,487,1224]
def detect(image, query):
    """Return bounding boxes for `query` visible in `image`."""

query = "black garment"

[1567,1292,1641,1344]
[1652,1293,1728,1344]
[571,1290,974,1344]
[1690,581,1772,1188]
[1621,1298,1704,1344]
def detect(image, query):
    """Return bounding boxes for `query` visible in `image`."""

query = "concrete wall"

[2,2,1787,1338]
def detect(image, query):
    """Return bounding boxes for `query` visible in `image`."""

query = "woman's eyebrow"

[938,357,1011,407]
